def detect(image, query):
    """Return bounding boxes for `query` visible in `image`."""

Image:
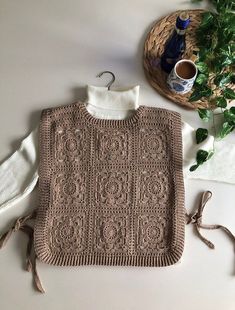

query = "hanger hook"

[96,71,116,90]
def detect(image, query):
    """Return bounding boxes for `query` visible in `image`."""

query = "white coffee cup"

[167,59,198,94]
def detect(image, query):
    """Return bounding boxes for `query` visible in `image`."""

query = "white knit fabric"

[0,127,39,213]
[86,85,140,120]
[0,84,234,214]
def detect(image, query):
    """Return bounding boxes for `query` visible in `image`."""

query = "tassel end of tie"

[206,240,215,250]
[34,276,46,294]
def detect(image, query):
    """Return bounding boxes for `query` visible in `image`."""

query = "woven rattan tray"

[143,9,208,109]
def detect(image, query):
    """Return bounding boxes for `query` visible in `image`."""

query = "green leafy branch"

[189,0,235,171]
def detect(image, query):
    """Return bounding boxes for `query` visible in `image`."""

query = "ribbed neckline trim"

[79,100,145,126]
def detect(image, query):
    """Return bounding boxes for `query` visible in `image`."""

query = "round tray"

[143,9,207,109]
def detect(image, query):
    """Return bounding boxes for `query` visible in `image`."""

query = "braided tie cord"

[186,191,235,251]
[0,211,45,293]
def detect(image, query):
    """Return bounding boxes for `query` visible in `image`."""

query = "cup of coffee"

[167,59,198,94]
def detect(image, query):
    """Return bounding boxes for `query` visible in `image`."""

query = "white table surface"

[0,1,235,309]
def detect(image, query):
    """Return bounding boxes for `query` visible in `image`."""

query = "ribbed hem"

[36,248,184,267]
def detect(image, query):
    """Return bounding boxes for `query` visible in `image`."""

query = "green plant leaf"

[189,85,213,102]
[189,164,199,171]
[215,0,234,13]
[215,96,227,108]
[196,149,209,164]
[198,47,210,62]
[223,88,235,99]
[218,121,235,138]
[189,148,214,172]
[230,107,235,114]
[216,54,234,68]
[202,86,213,97]
[200,12,214,28]
[196,62,209,73]
[189,89,204,102]
[198,108,212,122]
[214,72,232,87]
[196,128,208,144]
[224,109,235,124]
[195,73,208,85]
[216,45,235,67]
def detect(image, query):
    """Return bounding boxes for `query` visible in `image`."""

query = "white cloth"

[0,85,235,214]
[86,85,140,117]
[183,121,235,184]
[0,127,39,213]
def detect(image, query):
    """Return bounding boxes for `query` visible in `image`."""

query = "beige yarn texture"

[34,101,185,267]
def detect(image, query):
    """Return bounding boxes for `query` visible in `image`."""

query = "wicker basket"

[143,9,233,109]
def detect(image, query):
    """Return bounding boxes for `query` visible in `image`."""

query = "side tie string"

[186,191,235,251]
[0,211,45,293]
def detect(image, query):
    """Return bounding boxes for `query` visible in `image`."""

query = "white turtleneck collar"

[85,85,140,120]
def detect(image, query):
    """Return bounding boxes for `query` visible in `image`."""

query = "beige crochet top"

[1,100,235,294]
[34,100,185,267]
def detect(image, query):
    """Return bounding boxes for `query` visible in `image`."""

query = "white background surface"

[0,1,235,309]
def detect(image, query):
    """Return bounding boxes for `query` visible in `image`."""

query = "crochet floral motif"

[137,214,170,253]
[94,128,131,162]
[54,127,89,163]
[49,214,86,253]
[52,169,88,207]
[138,169,169,207]
[94,169,132,209]
[139,127,168,161]
[94,214,130,253]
